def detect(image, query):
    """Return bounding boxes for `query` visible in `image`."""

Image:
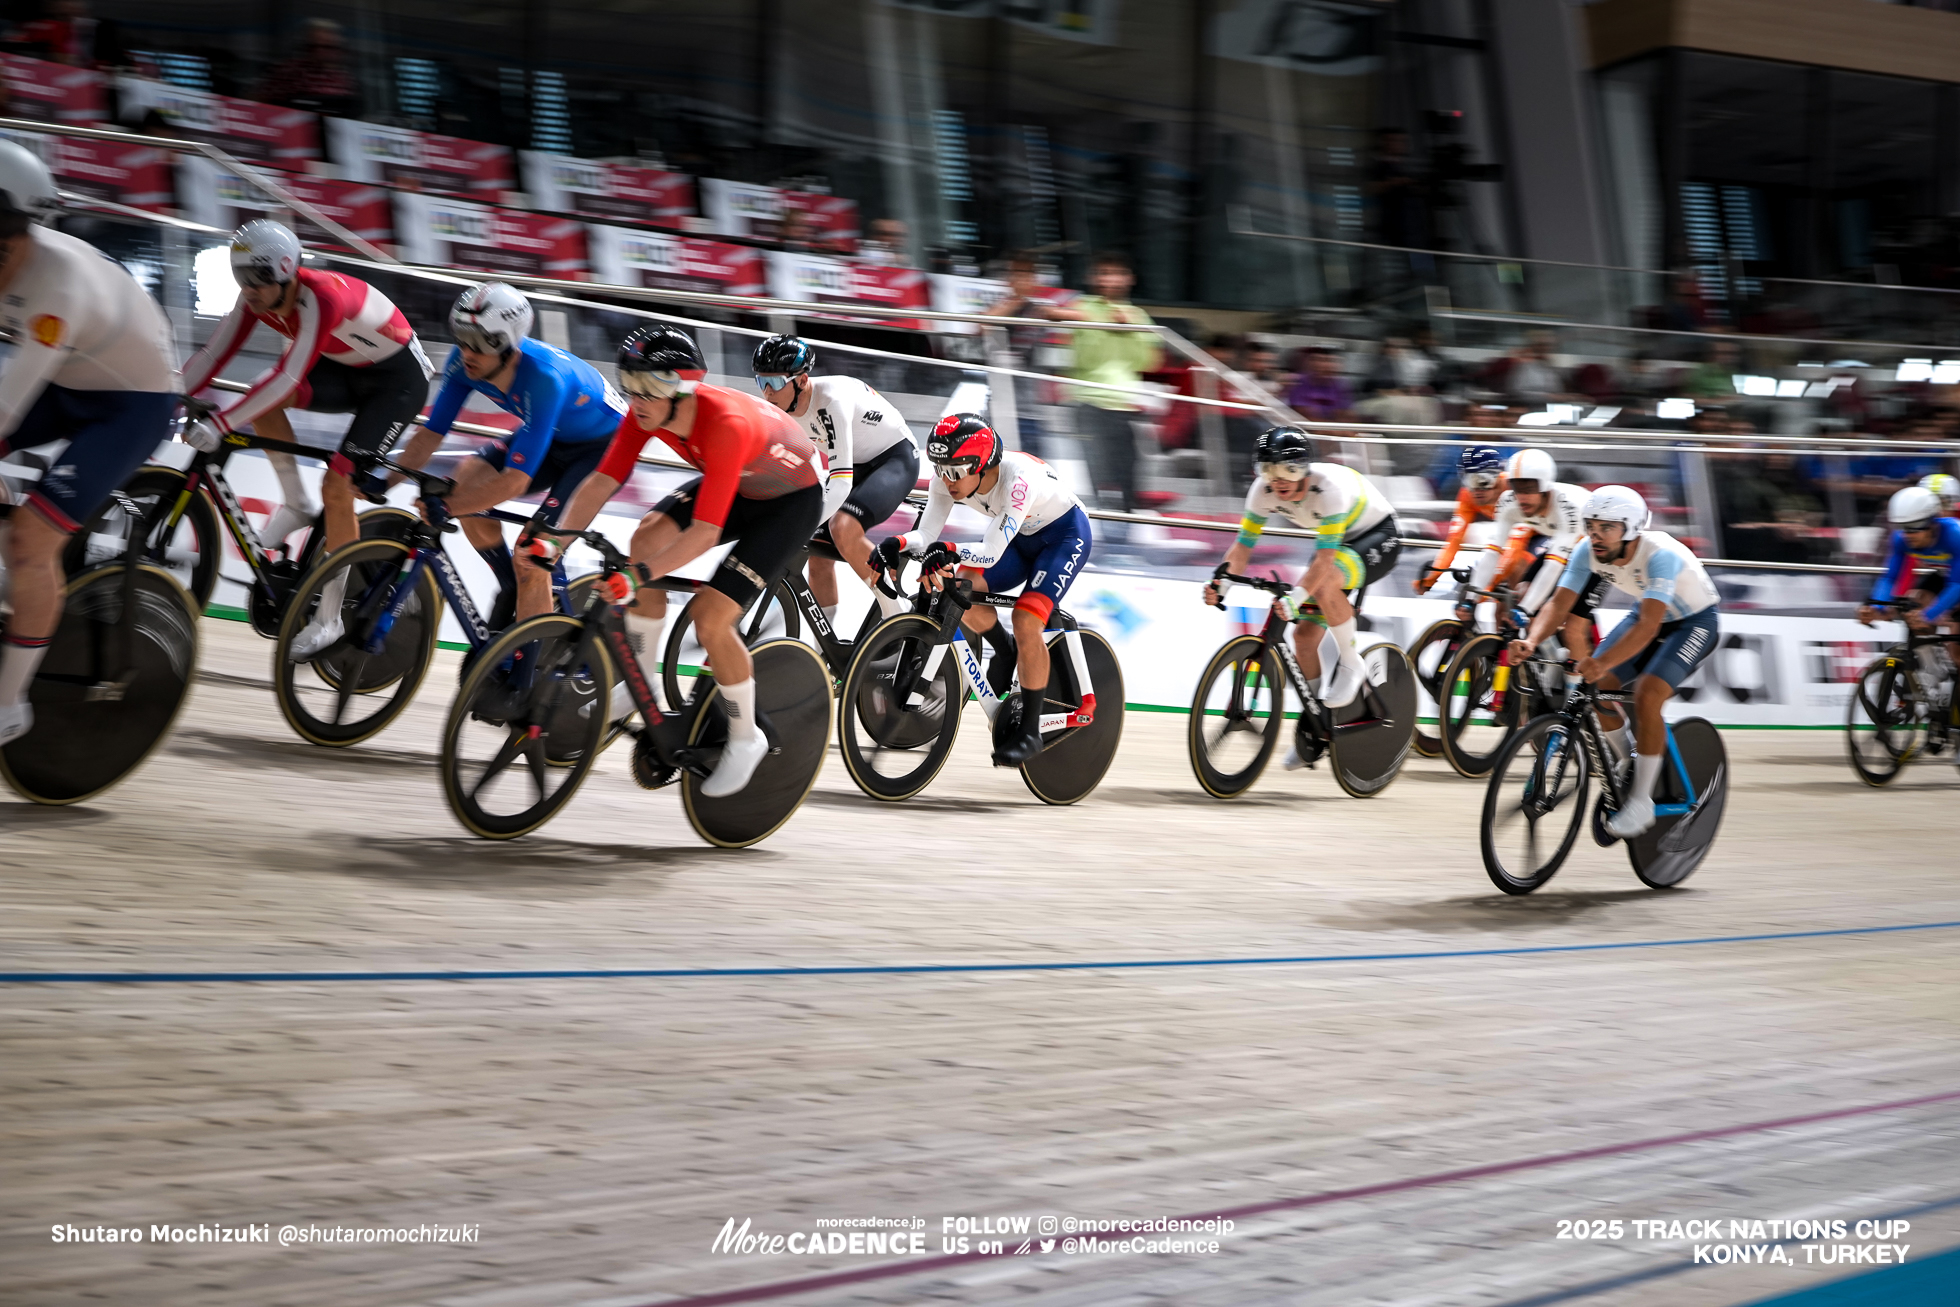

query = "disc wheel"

[1480,713,1591,895]
[661,579,800,710]
[1017,629,1125,806]
[1330,641,1419,799]
[1627,717,1727,889]
[1438,632,1528,778]
[64,466,221,610]
[0,564,199,805]
[441,614,614,839]
[272,539,441,747]
[681,638,832,847]
[1844,653,1926,787]
[1187,634,1284,799]
[1407,617,1467,759]
[837,614,964,801]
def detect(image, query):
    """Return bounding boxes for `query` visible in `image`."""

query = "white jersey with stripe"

[907,449,1080,570]
[1557,530,1720,622]
[0,225,177,435]
[1237,462,1392,549]
[1470,480,1589,608]
[796,375,916,519]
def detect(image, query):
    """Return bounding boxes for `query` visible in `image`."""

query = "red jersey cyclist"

[535,325,824,798]
[1416,445,1505,595]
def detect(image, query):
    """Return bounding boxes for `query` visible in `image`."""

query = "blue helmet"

[1459,445,1504,478]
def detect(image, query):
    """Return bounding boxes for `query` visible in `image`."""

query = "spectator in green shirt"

[1043,250,1163,512]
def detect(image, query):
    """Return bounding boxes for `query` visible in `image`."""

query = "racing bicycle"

[440,527,831,846]
[1845,596,1959,786]
[1480,657,1727,894]
[1188,572,1417,799]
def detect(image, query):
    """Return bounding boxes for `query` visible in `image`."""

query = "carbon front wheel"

[661,580,800,709]
[273,539,441,747]
[837,615,964,801]
[1844,653,1926,786]
[65,466,222,609]
[1187,635,1284,799]
[1407,617,1467,759]
[1438,633,1526,778]
[1480,714,1590,895]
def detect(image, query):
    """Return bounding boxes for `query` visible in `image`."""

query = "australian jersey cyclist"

[1201,428,1400,727]
[181,218,434,595]
[1416,445,1505,594]
[752,334,920,627]
[0,140,178,745]
[1858,484,1960,667]
[537,325,824,798]
[876,415,1091,767]
[376,282,625,648]
[1511,486,1721,838]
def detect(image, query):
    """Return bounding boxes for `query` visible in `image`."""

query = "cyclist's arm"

[211,296,324,435]
[818,384,863,521]
[1516,584,1582,655]
[1870,530,1908,603]
[1430,491,1477,572]
[1586,597,1667,673]
[1522,530,1584,612]
[180,301,250,396]
[953,467,1035,568]
[420,349,470,438]
[894,480,952,555]
[551,469,621,536]
[1489,522,1538,588]
[0,321,71,435]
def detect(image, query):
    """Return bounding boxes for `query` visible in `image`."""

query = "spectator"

[1681,333,1741,402]
[1357,336,1441,467]
[777,207,818,253]
[257,18,358,120]
[859,217,911,267]
[1286,346,1353,422]
[1042,249,1162,513]
[982,249,1076,459]
[1720,452,1827,564]
[1504,331,1565,406]
[19,0,98,67]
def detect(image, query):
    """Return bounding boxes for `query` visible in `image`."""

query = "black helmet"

[752,334,815,377]
[927,413,1002,479]
[1252,426,1314,479]
[617,324,706,378]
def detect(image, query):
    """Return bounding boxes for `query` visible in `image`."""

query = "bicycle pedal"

[84,679,131,703]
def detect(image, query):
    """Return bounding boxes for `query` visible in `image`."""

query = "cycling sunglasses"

[452,325,509,354]
[1462,471,1502,490]
[1257,460,1311,483]
[754,373,795,392]
[234,264,285,290]
[935,459,981,482]
[619,370,683,401]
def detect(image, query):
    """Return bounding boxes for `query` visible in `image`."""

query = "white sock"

[1328,618,1364,676]
[266,449,315,514]
[1608,725,1632,760]
[626,612,666,683]
[0,636,50,706]
[719,676,757,741]
[875,589,906,619]
[821,604,838,628]
[1632,750,1663,801]
[314,568,349,622]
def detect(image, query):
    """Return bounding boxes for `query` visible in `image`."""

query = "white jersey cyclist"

[1471,480,1588,610]
[795,374,917,520]
[1238,460,1393,546]
[904,447,1081,570]
[1557,528,1720,622]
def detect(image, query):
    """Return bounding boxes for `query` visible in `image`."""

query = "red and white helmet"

[928,413,1002,480]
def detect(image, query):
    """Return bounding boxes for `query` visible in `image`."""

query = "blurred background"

[6,0,1960,616]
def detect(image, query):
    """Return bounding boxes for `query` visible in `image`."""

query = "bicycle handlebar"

[377,457,455,501]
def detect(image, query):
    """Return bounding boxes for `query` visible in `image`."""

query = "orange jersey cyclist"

[1416,444,1506,595]
[538,325,824,798]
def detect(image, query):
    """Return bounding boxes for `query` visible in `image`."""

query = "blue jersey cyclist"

[877,414,1092,768]
[1511,486,1721,839]
[1858,484,1960,655]
[364,282,625,649]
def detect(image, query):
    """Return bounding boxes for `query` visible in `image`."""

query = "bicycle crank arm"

[83,677,133,703]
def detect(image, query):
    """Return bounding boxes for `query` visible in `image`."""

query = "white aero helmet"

[1917,472,1959,514]
[1505,447,1557,490]
[1582,484,1649,539]
[451,281,534,356]
[230,219,302,288]
[0,138,59,235]
[1888,484,1943,528]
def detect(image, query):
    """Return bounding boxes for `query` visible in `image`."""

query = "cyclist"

[180,218,434,649]
[874,414,1092,767]
[537,324,824,798]
[1415,444,1505,595]
[1465,447,1595,655]
[0,140,178,746]
[1200,428,1399,735]
[1920,472,1959,518]
[1510,486,1721,839]
[375,282,624,646]
[1857,485,1960,669]
[751,334,919,626]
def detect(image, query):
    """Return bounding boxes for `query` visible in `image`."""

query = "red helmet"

[928,413,1001,480]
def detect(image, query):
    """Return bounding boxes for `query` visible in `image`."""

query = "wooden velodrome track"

[4,618,1957,1307]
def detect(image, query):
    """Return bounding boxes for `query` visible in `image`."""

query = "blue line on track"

[1,920,1955,985]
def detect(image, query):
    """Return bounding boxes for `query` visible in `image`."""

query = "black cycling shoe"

[992,685,1046,767]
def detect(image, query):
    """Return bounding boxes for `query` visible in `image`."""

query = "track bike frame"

[1215,571,1398,743]
[890,577,1099,737]
[1524,660,1712,832]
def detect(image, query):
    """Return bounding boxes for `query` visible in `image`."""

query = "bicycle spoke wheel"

[442,615,613,839]
[1407,618,1465,759]
[1480,714,1590,895]
[661,580,800,709]
[1187,634,1284,799]
[1020,629,1125,805]
[837,614,963,801]
[0,564,199,805]
[682,638,831,847]
[273,539,441,747]
[1439,633,1522,778]
[64,467,221,610]
[1627,717,1727,889]
[1844,654,1925,787]
[1330,641,1418,798]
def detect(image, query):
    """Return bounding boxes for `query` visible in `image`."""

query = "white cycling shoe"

[1605,794,1656,839]
[0,701,32,746]
[1320,656,1368,709]
[262,501,319,550]
[607,680,639,723]
[1282,742,1309,771]
[700,730,768,798]
[287,615,345,662]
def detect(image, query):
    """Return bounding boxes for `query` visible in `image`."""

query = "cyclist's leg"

[516,440,605,624]
[621,482,694,690]
[1302,537,1375,707]
[1606,608,1718,835]
[834,442,920,618]
[246,406,320,547]
[1003,504,1092,691]
[316,353,423,552]
[806,550,840,612]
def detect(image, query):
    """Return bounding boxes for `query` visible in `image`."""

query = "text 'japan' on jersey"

[1558,530,1720,621]
[424,338,625,473]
